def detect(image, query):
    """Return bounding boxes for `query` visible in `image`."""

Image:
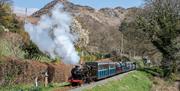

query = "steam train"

[68,61,136,85]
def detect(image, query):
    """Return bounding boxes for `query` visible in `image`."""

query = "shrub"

[0,25,4,32]
[140,67,164,77]
[22,41,42,59]
[22,41,52,61]
[134,58,144,69]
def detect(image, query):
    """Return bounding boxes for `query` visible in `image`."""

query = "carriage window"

[98,65,102,70]
[109,64,115,68]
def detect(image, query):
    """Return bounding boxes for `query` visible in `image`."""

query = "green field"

[84,71,152,91]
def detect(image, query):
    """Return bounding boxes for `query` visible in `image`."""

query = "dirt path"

[70,71,135,91]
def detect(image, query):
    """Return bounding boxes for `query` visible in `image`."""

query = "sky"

[12,0,144,15]
[13,0,144,9]
[70,0,144,9]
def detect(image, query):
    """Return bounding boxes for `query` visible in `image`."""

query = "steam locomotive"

[68,61,136,85]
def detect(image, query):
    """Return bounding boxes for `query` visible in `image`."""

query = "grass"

[0,39,25,59]
[0,82,70,91]
[0,39,53,62]
[0,84,54,91]
[84,71,152,91]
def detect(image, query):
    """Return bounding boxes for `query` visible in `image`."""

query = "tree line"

[121,0,180,78]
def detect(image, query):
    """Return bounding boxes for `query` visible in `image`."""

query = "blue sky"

[13,0,144,9]
[12,0,144,15]
[70,0,144,9]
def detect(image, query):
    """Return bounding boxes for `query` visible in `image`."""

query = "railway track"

[69,71,135,91]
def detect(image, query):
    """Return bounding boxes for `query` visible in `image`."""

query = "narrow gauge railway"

[68,61,136,86]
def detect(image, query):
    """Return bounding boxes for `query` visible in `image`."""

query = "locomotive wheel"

[72,82,78,86]
[86,78,91,83]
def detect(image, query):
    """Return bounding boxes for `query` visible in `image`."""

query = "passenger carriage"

[85,62,127,80]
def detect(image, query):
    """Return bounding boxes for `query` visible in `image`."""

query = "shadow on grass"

[137,67,164,77]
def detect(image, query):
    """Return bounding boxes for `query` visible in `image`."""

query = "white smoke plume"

[24,4,80,64]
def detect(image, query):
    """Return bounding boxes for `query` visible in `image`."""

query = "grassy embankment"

[0,82,70,91]
[84,71,152,91]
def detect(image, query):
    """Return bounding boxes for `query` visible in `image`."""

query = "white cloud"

[13,6,39,16]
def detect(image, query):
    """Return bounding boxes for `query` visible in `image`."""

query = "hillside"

[0,0,180,90]
[31,0,126,53]
[30,0,161,63]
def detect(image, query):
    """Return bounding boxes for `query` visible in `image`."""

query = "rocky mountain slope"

[31,0,161,62]
[31,0,127,53]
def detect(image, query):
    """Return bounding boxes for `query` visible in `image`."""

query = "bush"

[140,67,164,77]
[83,55,97,62]
[22,41,42,59]
[0,2,24,33]
[0,25,4,32]
[22,41,52,61]
[134,58,144,69]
